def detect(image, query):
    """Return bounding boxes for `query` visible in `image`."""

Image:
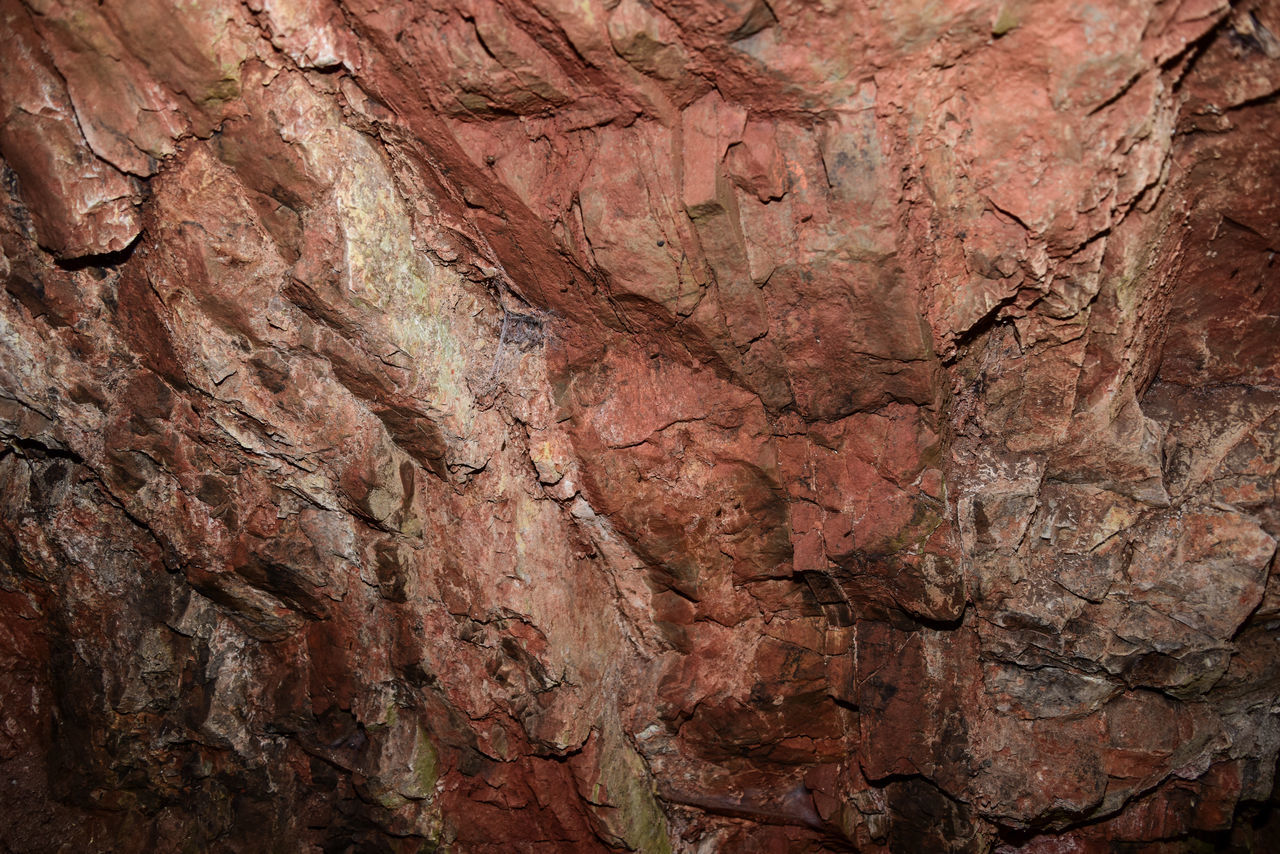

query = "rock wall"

[1,0,1278,850]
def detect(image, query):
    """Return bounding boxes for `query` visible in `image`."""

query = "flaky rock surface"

[1,0,1278,850]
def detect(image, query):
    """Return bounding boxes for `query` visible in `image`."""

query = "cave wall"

[0,0,1278,851]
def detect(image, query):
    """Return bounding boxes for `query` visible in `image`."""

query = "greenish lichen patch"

[992,6,1020,36]
[411,724,441,797]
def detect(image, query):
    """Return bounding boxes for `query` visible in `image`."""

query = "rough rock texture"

[1,0,1278,850]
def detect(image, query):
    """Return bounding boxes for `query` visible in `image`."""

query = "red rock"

[1,0,1278,850]
[0,0,141,258]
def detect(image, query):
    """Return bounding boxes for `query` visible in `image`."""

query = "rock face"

[1,0,1278,850]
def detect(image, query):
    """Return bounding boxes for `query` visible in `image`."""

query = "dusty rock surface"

[1,0,1278,850]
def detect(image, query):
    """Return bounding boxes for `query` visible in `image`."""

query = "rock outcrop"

[1,0,1278,850]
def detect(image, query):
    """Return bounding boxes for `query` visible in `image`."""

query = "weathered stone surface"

[1,0,1278,851]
